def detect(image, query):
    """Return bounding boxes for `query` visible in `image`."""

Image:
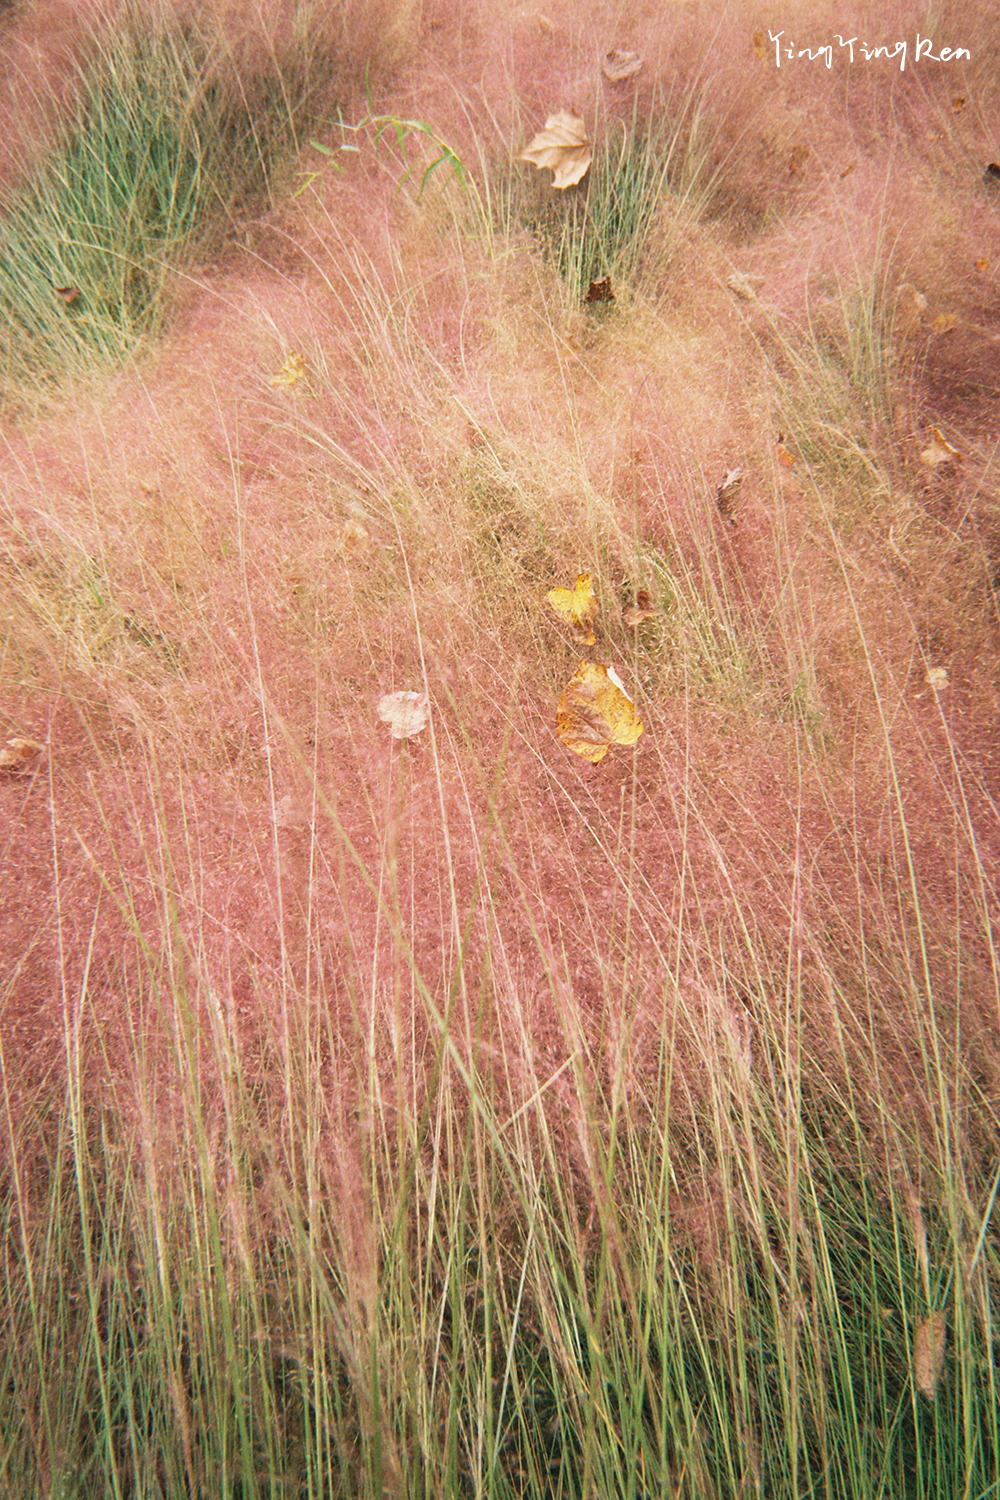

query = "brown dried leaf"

[914,1312,947,1399]
[623,589,656,627]
[0,737,46,771]
[520,111,591,189]
[717,467,746,517]
[920,427,960,468]
[602,49,642,82]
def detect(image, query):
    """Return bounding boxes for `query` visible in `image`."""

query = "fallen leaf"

[920,427,960,467]
[54,286,81,304]
[914,1312,947,1399]
[520,111,591,189]
[377,691,429,739]
[951,96,967,113]
[776,434,796,468]
[789,144,809,176]
[0,736,45,771]
[976,256,990,271]
[623,589,656,627]
[932,312,957,334]
[547,573,599,645]
[270,353,307,388]
[752,30,768,61]
[726,272,763,302]
[584,275,614,304]
[556,660,642,763]
[717,466,746,518]
[602,48,642,82]
[924,667,949,691]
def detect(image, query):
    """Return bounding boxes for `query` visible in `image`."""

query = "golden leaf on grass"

[519,111,591,189]
[623,589,656,627]
[0,736,45,771]
[547,572,598,645]
[377,691,429,739]
[602,49,643,82]
[932,312,957,335]
[925,666,949,691]
[556,660,642,764]
[920,427,960,467]
[976,256,990,272]
[54,286,81,305]
[776,433,796,468]
[270,353,307,388]
[914,1311,947,1399]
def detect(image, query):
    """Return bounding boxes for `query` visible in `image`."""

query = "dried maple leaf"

[602,49,642,82]
[914,1312,947,1399]
[270,353,307,388]
[519,111,591,189]
[556,661,642,764]
[623,589,656,627]
[547,573,598,645]
[920,427,960,467]
[377,691,429,739]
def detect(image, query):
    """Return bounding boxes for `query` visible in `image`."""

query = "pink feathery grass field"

[1,0,999,1495]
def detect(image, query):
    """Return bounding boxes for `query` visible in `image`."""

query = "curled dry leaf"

[920,427,960,468]
[776,434,796,468]
[0,737,46,771]
[270,353,307,388]
[717,467,746,517]
[914,1311,947,1399]
[602,48,642,82]
[547,573,598,645]
[519,111,591,189]
[726,272,763,302]
[556,660,642,764]
[54,286,81,305]
[585,276,614,305]
[623,589,656,627]
[377,690,429,740]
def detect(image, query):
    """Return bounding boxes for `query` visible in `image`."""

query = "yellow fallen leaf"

[932,312,957,334]
[377,691,429,739]
[920,427,960,467]
[556,660,642,763]
[547,573,598,645]
[270,353,307,388]
[914,1311,947,1399]
[519,111,591,189]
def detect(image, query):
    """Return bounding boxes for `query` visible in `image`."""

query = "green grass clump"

[0,22,311,394]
